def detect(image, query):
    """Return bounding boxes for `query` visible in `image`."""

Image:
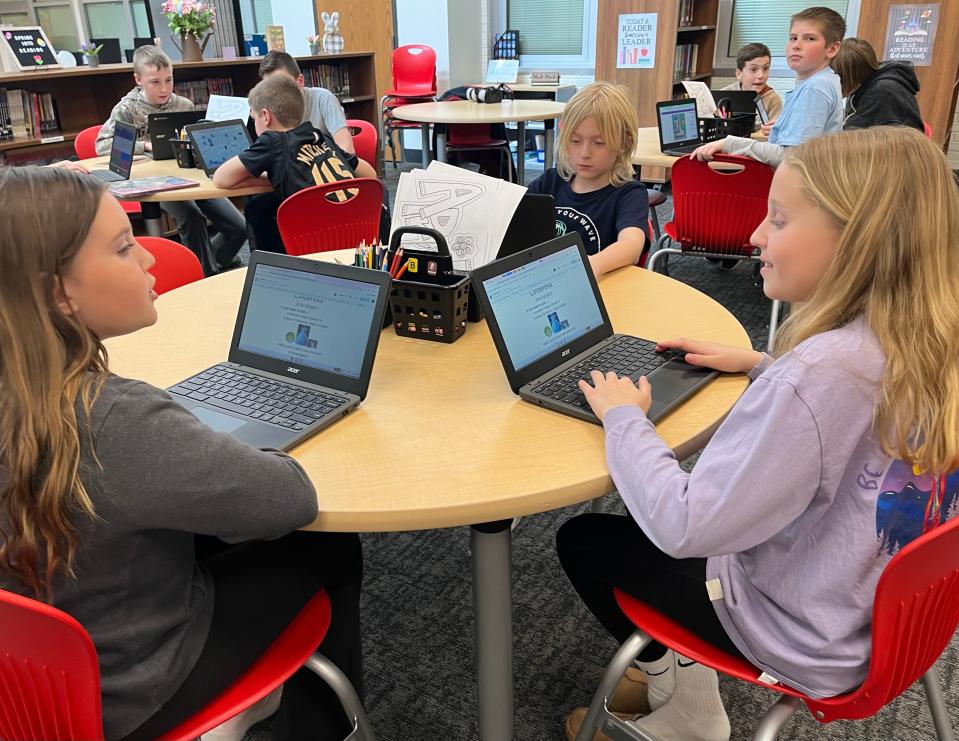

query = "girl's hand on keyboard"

[655,337,762,374]
[579,370,652,421]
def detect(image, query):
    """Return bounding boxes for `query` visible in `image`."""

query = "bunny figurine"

[322,11,344,54]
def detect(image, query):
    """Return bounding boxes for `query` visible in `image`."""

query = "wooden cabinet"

[0,52,376,164]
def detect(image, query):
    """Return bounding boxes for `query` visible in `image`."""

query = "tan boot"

[607,667,652,715]
[564,706,639,741]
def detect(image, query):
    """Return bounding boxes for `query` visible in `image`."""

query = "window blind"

[729,0,848,57]
[508,0,584,56]
[252,0,272,34]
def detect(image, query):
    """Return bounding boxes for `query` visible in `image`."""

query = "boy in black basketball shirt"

[214,75,378,253]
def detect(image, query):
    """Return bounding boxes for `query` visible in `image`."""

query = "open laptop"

[470,233,719,424]
[148,111,205,160]
[497,193,556,259]
[186,119,253,176]
[167,252,392,450]
[710,89,757,115]
[655,99,701,156]
[88,119,137,183]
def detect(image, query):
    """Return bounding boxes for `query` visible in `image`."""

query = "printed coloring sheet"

[391,161,527,271]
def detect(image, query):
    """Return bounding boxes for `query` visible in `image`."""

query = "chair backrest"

[74,125,101,159]
[276,177,385,256]
[808,494,959,722]
[345,119,378,165]
[0,589,104,740]
[669,153,774,257]
[923,120,933,139]
[391,44,437,97]
[138,236,204,294]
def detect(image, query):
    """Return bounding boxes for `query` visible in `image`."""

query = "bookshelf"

[596,0,720,181]
[0,52,377,165]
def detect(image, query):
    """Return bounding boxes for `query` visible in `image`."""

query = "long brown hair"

[0,166,110,600]
[832,37,881,97]
[775,127,959,475]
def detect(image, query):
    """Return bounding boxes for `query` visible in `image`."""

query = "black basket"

[388,227,470,344]
[698,113,754,142]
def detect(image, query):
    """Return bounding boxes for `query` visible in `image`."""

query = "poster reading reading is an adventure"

[884,4,939,67]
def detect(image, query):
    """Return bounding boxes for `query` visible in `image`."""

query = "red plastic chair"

[276,177,384,256]
[380,45,437,166]
[647,153,780,349]
[924,121,933,139]
[138,236,204,295]
[0,588,375,741]
[74,124,143,217]
[445,124,516,182]
[346,118,379,167]
[574,512,959,741]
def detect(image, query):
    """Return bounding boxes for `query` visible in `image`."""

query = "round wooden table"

[390,100,566,181]
[105,253,749,740]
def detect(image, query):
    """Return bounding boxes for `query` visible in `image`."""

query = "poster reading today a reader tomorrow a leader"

[617,13,657,69]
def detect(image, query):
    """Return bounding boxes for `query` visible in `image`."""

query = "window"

[34,3,78,52]
[716,0,860,71]
[493,0,597,70]
[85,1,132,50]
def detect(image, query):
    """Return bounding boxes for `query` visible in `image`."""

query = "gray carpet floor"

[244,163,959,740]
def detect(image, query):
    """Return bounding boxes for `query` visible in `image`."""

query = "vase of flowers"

[306,34,321,56]
[79,41,103,68]
[163,0,216,62]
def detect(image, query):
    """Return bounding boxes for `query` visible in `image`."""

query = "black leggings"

[556,512,744,663]
[121,530,363,741]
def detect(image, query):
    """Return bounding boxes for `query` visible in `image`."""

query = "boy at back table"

[694,7,845,167]
[721,43,783,130]
[213,75,378,254]
[95,46,247,275]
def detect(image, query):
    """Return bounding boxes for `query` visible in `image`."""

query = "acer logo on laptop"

[286,366,300,374]
[561,348,571,357]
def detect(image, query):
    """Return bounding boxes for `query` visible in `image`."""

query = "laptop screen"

[109,121,137,175]
[658,101,698,146]
[237,264,381,379]
[191,122,250,170]
[482,243,605,371]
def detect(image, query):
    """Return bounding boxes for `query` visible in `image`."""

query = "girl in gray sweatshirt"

[559,126,959,741]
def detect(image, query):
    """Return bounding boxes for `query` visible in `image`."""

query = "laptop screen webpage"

[191,124,250,170]
[237,264,380,379]
[482,244,605,371]
[110,122,136,174]
[659,101,698,146]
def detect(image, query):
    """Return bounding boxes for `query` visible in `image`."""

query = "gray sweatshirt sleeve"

[721,135,786,167]
[601,371,822,559]
[93,380,318,541]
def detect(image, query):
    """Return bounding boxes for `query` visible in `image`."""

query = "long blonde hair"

[556,81,637,187]
[775,127,959,474]
[0,166,110,600]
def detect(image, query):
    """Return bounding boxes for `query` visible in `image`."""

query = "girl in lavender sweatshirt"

[559,126,959,741]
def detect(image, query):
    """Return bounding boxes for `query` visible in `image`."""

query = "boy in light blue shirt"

[693,6,845,167]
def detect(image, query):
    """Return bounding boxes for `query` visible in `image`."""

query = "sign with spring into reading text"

[1,27,59,71]
[617,13,657,69]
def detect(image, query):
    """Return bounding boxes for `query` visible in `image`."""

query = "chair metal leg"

[590,496,605,513]
[767,300,783,352]
[646,243,680,274]
[574,631,651,741]
[751,695,800,741]
[923,667,957,741]
[305,653,377,741]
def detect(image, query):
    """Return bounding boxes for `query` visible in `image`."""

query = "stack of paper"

[390,161,527,271]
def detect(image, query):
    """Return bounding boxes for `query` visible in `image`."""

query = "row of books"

[303,64,351,97]
[172,77,235,107]
[674,44,700,82]
[677,0,698,27]
[0,88,60,141]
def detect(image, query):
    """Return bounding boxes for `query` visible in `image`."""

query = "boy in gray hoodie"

[96,46,247,274]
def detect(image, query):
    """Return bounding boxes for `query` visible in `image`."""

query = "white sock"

[631,655,729,741]
[635,649,675,711]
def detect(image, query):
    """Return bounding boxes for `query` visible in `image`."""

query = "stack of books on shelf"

[0,88,60,140]
[674,44,700,82]
[678,0,697,26]
[303,64,351,97]
[173,77,234,107]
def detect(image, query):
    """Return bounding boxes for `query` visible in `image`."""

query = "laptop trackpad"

[646,362,718,421]
[192,407,246,433]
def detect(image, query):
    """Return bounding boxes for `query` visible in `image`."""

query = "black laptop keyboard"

[169,365,347,431]
[533,336,685,412]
